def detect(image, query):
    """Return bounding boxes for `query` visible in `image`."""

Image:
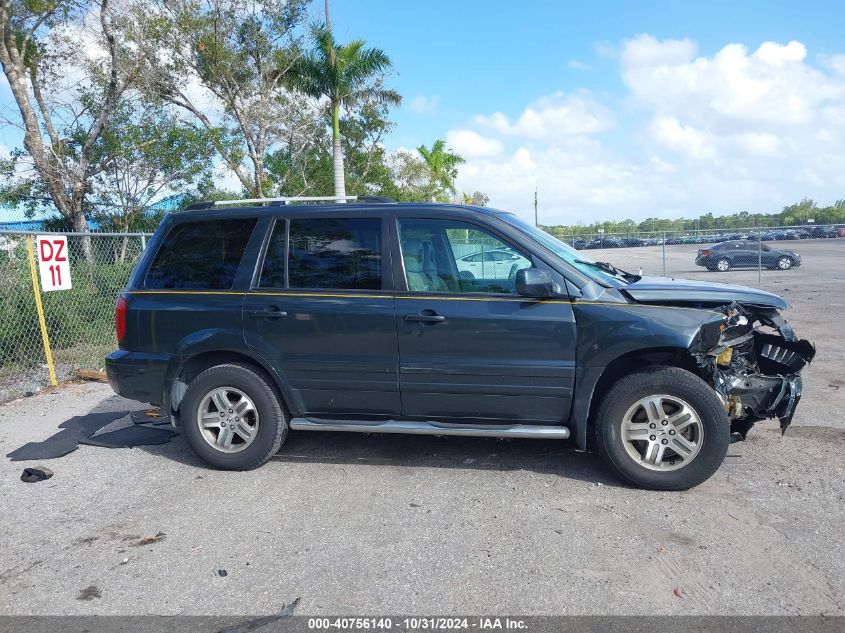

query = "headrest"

[403,238,425,273]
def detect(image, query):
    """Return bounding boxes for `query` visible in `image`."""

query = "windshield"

[495,212,623,285]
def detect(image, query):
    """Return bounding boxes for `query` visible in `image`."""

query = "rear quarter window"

[145,218,258,289]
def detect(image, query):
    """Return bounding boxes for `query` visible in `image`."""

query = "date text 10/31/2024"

[307,618,529,631]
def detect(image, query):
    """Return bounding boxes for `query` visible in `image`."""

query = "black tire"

[715,257,731,272]
[777,256,793,270]
[595,367,729,491]
[181,363,287,470]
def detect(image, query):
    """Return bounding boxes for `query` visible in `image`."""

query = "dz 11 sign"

[37,235,72,291]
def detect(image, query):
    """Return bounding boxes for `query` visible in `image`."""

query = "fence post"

[141,234,146,250]
[662,231,666,276]
[25,236,58,387]
[758,237,762,284]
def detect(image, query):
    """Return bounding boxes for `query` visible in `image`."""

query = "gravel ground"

[0,239,842,616]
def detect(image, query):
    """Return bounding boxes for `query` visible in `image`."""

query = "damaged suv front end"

[695,303,815,439]
[616,277,816,441]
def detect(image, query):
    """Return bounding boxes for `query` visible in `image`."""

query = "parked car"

[455,247,530,280]
[809,225,838,238]
[586,236,623,249]
[107,197,814,491]
[695,241,801,271]
[621,237,645,247]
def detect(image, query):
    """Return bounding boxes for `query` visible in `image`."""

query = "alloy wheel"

[620,394,704,471]
[197,386,259,453]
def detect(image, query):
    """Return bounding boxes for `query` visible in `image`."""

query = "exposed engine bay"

[693,303,815,439]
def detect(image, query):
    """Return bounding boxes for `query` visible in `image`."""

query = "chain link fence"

[545,224,845,280]
[0,230,150,402]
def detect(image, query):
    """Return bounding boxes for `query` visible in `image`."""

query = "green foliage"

[90,99,215,230]
[417,139,465,197]
[289,24,401,131]
[0,244,134,370]
[132,0,315,197]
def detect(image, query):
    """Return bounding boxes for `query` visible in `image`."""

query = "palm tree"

[417,139,465,200]
[289,26,400,198]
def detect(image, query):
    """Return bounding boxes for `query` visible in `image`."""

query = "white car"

[456,248,530,279]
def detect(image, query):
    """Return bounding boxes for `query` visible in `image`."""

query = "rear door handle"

[404,313,446,323]
[247,308,287,318]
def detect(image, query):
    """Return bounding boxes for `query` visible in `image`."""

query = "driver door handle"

[247,307,287,318]
[404,313,446,323]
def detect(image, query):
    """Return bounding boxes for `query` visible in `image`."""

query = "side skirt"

[289,418,570,440]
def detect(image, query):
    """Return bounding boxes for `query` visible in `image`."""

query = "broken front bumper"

[696,305,815,437]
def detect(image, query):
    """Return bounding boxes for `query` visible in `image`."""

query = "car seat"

[403,239,449,292]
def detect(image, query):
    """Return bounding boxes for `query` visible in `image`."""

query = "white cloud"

[474,91,613,140]
[620,34,697,68]
[622,35,845,128]
[445,130,503,158]
[819,53,845,76]
[754,40,806,66]
[407,95,439,115]
[443,35,845,224]
[567,59,590,71]
[649,116,715,160]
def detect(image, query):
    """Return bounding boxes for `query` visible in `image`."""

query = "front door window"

[398,219,532,294]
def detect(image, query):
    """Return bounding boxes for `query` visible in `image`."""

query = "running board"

[289,418,570,439]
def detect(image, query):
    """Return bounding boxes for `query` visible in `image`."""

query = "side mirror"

[515,268,561,298]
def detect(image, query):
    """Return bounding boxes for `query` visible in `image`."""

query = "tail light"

[115,297,127,343]
[700,249,711,256]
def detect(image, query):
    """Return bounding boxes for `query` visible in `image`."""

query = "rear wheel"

[715,258,731,272]
[777,256,793,270]
[181,363,287,470]
[596,367,729,490]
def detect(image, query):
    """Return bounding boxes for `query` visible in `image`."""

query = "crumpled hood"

[622,276,789,310]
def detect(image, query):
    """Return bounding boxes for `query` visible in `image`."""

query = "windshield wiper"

[575,259,641,283]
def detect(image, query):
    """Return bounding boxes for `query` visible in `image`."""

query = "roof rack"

[184,196,396,210]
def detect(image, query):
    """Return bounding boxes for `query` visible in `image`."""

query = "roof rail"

[201,195,395,207]
[184,201,214,211]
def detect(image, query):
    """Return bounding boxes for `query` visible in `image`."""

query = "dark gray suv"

[106,197,814,490]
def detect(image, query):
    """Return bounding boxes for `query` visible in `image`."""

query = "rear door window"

[145,218,257,289]
[259,218,383,290]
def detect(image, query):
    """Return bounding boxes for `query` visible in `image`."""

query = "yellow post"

[26,236,58,386]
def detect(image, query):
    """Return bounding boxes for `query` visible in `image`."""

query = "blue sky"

[330,0,843,147]
[326,0,845,223]
[2,1,844,225]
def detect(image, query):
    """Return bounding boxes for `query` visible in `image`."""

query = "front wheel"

[181,363,287,470]
[595,367,729,490]
[777,256,793,270]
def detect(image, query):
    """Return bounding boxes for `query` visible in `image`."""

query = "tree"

[268,94,398,198]
[462,191,490,206]
[91,99,215,236]
[131,0,319,197]
[0,0,142,242]
[288,24,400,198]
[383,151,442,202]
[417,139,464,200]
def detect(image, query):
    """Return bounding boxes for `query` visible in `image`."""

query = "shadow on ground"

[19,393,625,488]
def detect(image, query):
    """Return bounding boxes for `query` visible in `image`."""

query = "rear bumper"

[105,350,171,405]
